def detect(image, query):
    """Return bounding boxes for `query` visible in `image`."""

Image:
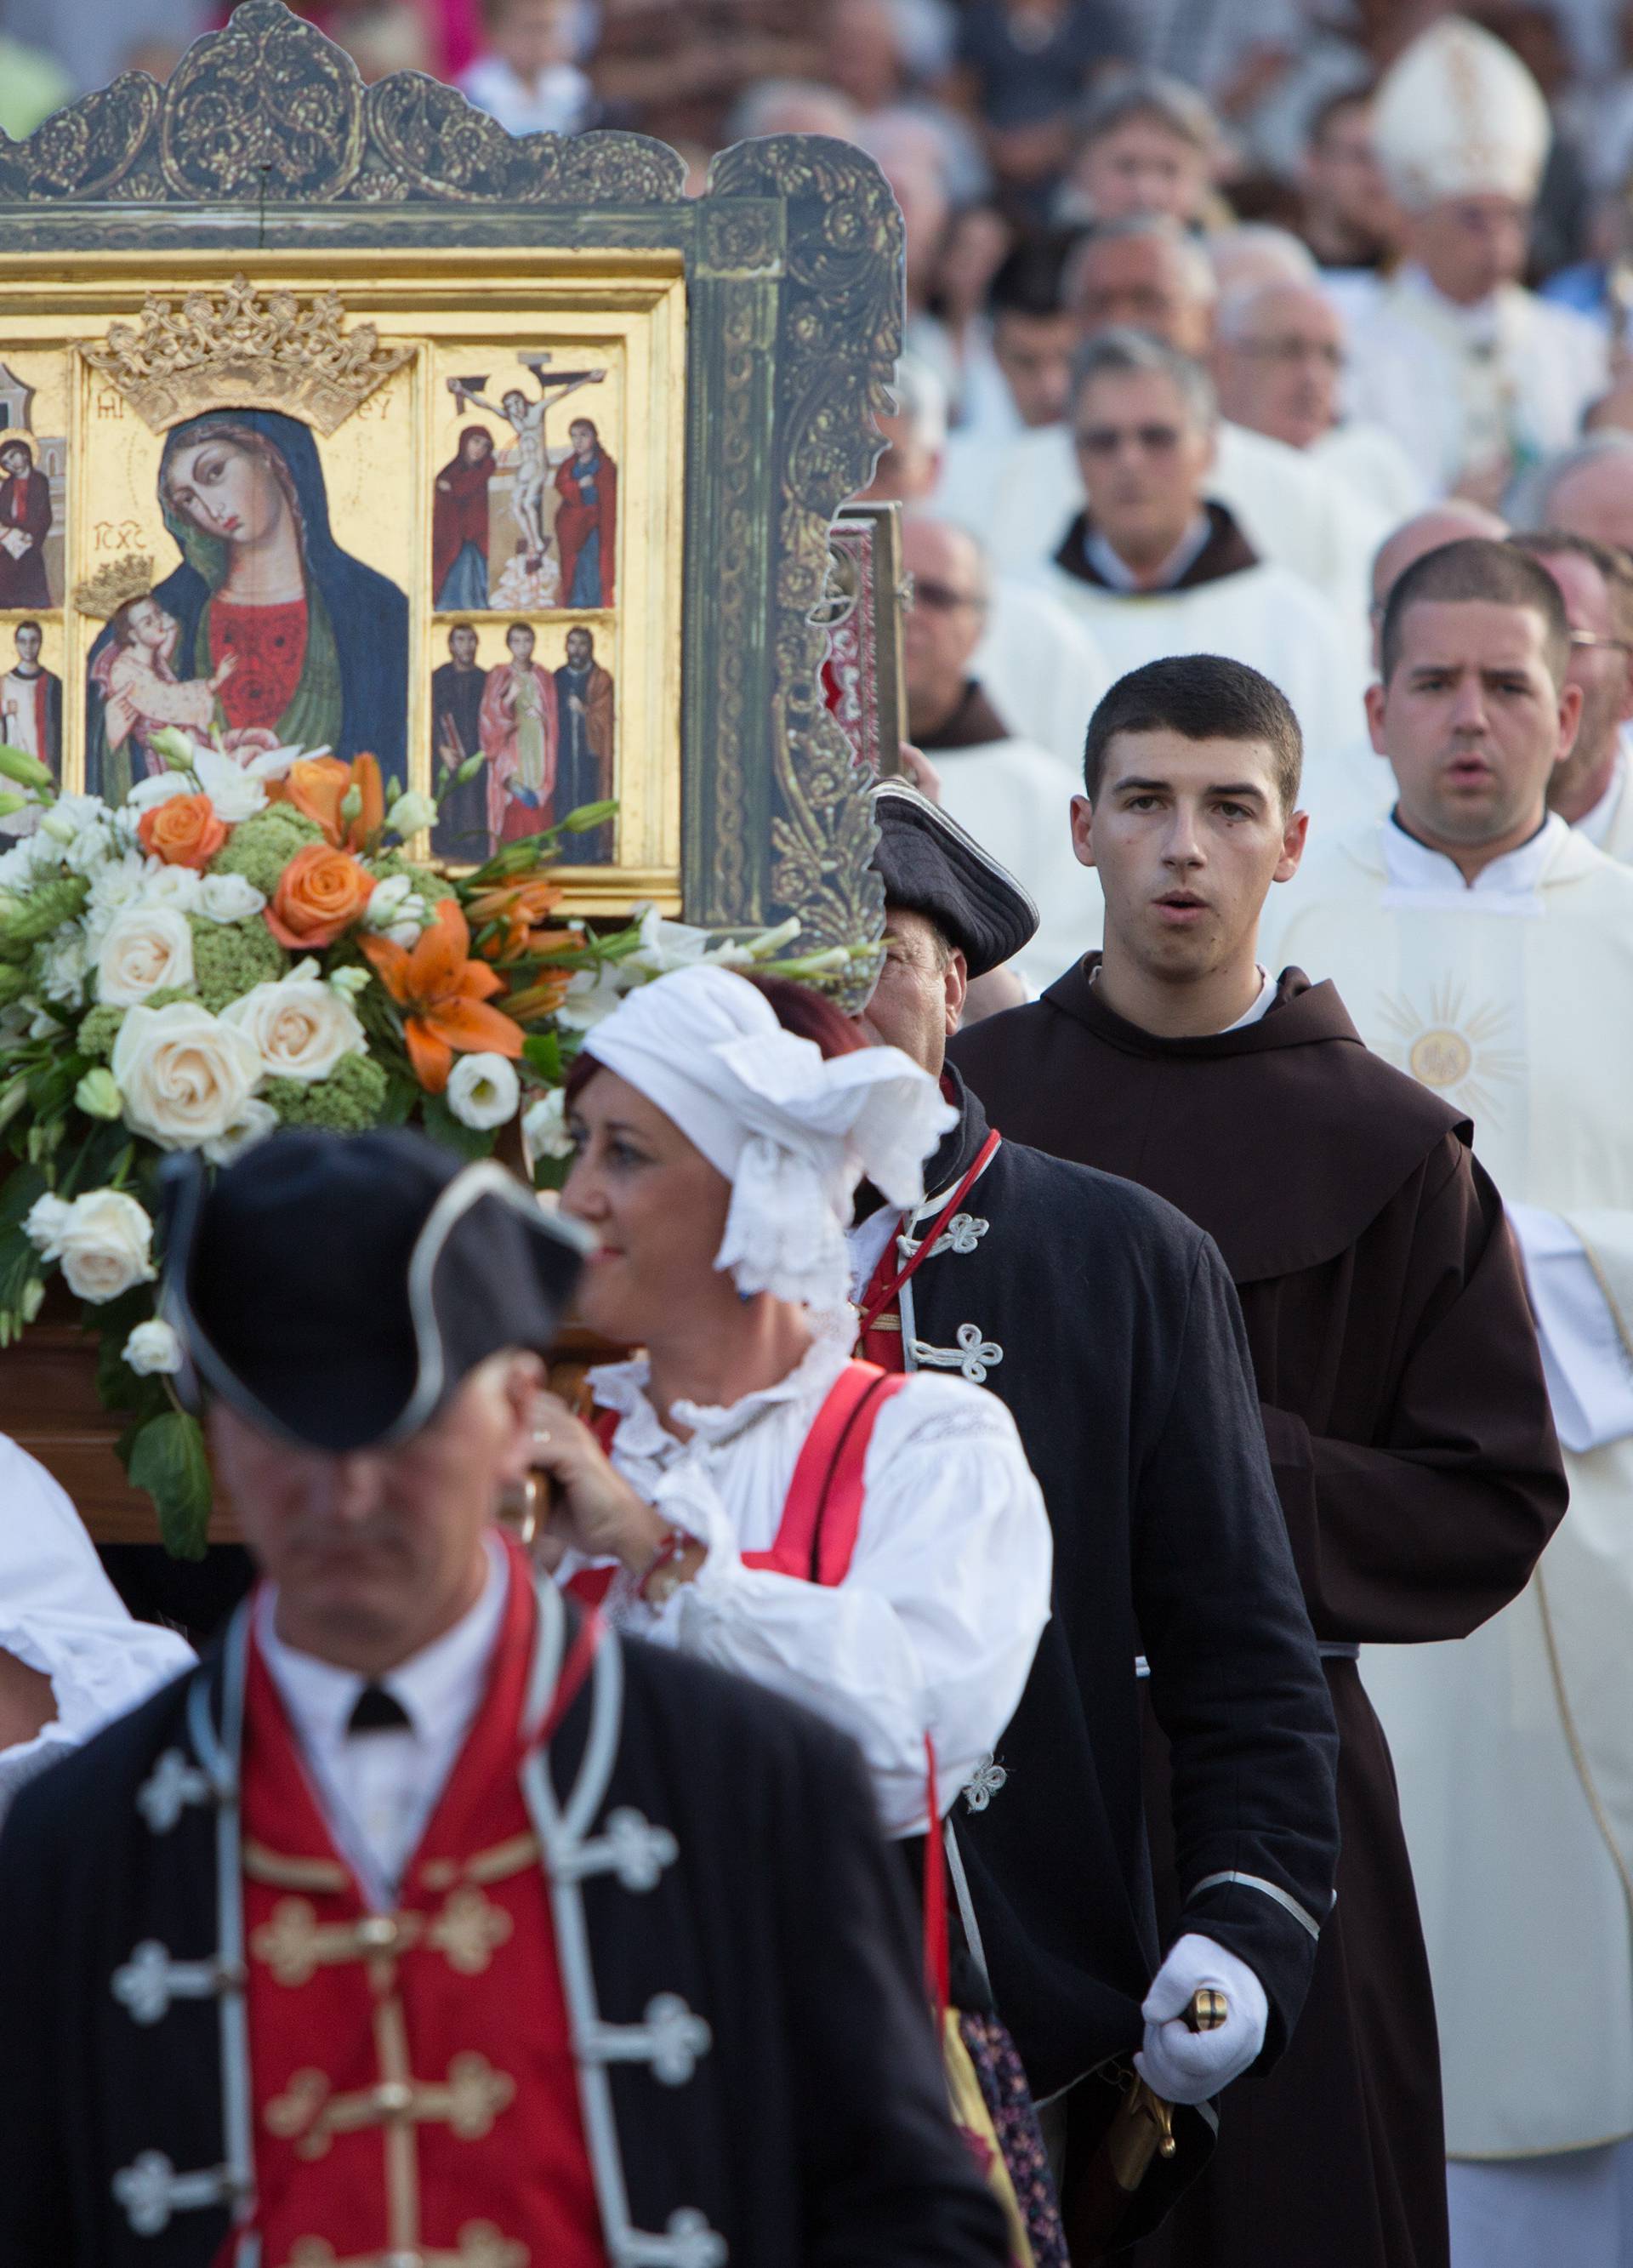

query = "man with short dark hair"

[1275,539,1633,2262]
[952,652,1566,2268]
[853,780,1339,2254]
[1028,329,1363,758]
[1297,87,1400,277]
[1510,528,1633,861]
[0,1129,1014,2268]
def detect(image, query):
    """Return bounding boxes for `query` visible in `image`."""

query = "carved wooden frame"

[0,0,901,968]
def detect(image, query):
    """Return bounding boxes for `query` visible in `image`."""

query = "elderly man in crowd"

[864,355,1108,775]
[1213,276,1425,525]
[1533,432,1633,556]
[900,512,1093,986]
[1021,328,1363,760]
[977,214,1388,622]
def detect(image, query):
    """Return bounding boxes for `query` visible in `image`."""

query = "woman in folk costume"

[527,963,1057,2260]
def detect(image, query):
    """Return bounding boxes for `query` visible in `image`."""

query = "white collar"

[1574,750,1627,851]
[257,1530,509,1747]
[1380,809,1567,910]
[1084,510,1213,594]
[589,1308,856,1460]
[1396,262,1509,340]
[1217,966,1276,1032]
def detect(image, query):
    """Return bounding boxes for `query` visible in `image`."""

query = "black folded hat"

[161,1129,589,1454]
[869,778,1038,978]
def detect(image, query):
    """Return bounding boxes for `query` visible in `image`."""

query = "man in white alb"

[1274,538,1633,2268]
[1022,328,1365,764]
[1345,16,1607,504]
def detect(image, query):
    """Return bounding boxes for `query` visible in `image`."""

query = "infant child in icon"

[94,591,237,764]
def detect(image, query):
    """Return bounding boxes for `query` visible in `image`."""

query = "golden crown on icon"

[78,276,414,437]
[71,556,156,620]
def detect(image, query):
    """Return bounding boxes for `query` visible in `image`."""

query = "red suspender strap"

[854,1128,1001,1347]
[743,1359,908,1586]
[923,1735,948,2020]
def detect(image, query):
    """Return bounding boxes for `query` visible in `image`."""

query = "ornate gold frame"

[0,0,902,968]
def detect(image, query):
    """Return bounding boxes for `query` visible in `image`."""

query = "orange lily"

[465,876,563,962]
[269,753,385,852]
[361,898,525,1094]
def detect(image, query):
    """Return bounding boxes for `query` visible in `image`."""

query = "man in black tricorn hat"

[851,780,1341,2252]
[0,1128,1011,2268]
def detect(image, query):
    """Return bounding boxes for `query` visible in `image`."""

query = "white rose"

[55,1188,156,1304]
[220,972,367,1084]
[521,1086,573,1163]
[122,1318,183,1376]
[126,772,196,813]
[199,873,267,923]
[137,861,203,913]
[111,1000,264,1150]
[96,905,196,1007]
[446,1051,521,1131]
[22,1192,71,1260]
[192,746,267,825]
[202,1095,280,1165]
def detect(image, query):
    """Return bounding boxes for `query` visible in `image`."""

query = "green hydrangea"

[77,1002,126,1058]
[263,1051,388,1132]
[185,915,287,1012]
[209,810,324,899]
[0,874,90,961]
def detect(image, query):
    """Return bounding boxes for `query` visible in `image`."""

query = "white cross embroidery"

[552,1807,679,1893]
[929,1213,987,1259]
[111,2151,235,2237]
[582,1992,712,2086]
[111,1940,238,2026]
[136,1748,213,1834]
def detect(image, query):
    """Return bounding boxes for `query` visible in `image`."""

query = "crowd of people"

[5,3,1633,2266]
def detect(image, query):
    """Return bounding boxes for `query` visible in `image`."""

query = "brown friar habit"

[949,960,1568,2268]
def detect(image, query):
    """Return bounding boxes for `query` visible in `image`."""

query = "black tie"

[347,1684,411,1736]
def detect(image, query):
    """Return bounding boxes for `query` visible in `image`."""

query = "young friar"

[1270,539,1633,2268]
[950,653,1568,2268]
[852,779,1340,2252]
[0,1130,1014,2268]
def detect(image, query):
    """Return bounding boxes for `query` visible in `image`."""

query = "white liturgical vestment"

[976,415,1388,634]
[1273,813,1633,2159]
[1345,266,1607,496]
[1028,536,1367,780]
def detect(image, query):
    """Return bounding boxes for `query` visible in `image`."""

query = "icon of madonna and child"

[85,409,407,806]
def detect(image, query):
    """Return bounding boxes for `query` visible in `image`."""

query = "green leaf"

[126,1410,213,1561]
[521,1031,562,1081]
[419,1092,496,1161]
[0,1160,47,1239]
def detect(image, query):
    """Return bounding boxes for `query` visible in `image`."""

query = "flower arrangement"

[0,731,871,1555]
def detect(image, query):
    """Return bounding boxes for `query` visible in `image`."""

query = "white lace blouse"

[569,1313,1052,1839]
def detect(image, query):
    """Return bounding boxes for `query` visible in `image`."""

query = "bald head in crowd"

[1064,215,1217,360]
[1215,280,1346,453]
[1368,502,1509,670]
[1539,436,1633,555]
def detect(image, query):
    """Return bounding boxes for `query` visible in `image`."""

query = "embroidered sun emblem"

[1375,980,1524,1124]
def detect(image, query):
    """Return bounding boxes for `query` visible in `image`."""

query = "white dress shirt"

[572,1311,1052,1838]
[258,1535,510,1910]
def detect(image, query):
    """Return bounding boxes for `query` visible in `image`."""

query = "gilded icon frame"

[0,0,902,961]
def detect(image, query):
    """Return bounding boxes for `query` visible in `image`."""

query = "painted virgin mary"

[87,410,408,804]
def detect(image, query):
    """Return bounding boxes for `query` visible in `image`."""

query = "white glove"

[1134,1934,1269,2106]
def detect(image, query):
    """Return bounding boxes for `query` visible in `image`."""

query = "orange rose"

[137,793,228,871]
[265,842,376,949]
